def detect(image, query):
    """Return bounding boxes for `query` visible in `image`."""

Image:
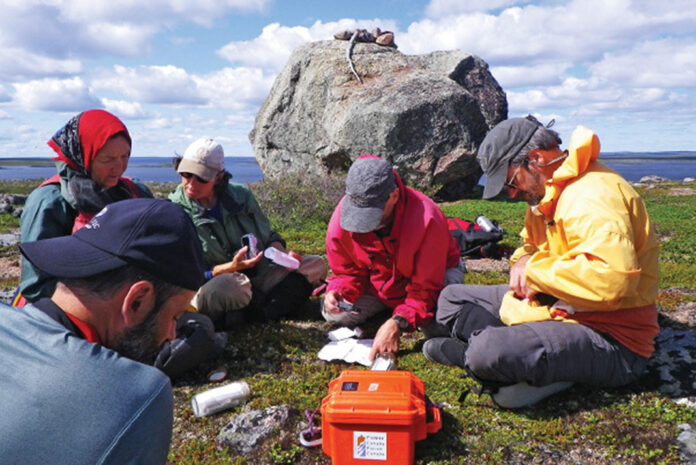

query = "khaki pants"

[193,255,327,323]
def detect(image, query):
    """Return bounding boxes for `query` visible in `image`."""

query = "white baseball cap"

[177,138,225,182]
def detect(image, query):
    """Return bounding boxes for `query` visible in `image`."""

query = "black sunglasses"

[181,172,211,184]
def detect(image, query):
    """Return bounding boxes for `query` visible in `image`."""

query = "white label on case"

[353,431,387,460]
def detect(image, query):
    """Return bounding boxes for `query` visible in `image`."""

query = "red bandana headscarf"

[47,109,132,175]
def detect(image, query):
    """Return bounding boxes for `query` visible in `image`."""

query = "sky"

[0,0,695,158]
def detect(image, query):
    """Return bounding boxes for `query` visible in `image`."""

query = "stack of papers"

[318,327,372,367]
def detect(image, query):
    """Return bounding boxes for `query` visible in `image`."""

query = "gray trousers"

[436,284,649,387]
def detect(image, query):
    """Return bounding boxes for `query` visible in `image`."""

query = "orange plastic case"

[321,370,441,464]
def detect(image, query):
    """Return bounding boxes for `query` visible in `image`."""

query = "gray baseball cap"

[477,117,541,199]
[340,157,397,233]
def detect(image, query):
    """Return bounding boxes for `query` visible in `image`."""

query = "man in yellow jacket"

[424,116,659,408]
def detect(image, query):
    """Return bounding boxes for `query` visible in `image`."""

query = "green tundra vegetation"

[0,176,694,464]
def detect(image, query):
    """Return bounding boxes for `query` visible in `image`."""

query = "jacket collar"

[170,183,244,222]
[537,126,600,219]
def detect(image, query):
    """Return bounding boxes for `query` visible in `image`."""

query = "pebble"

[677,423,696,464]
[0,233,20,247]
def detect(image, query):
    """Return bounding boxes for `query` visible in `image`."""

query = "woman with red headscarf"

[18,110,228,381]
[19,109,152,302]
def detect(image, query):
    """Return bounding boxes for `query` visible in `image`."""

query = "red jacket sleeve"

[325,199,367,303]
[392,201,452,331]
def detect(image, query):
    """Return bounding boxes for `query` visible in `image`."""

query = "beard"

[522,169,547,206]
[114,305,163,365]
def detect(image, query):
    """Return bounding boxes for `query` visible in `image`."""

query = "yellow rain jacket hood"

[506,126,659,357]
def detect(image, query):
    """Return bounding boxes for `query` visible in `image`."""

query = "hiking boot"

[422,337,468,368]
[491,381,574,409]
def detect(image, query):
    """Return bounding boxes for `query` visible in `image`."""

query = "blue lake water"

[0,157,264,184]
[0,154,694,184]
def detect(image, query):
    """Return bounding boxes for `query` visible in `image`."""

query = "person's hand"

[286,249,302,263]
[369,318,401,361]
[285,249,303,270]
[323,290,344,315]
[509,254,536,300]
[211,246,263,277]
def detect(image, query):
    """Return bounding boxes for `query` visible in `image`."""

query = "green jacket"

[20,178,152,301]
[168,183,284,281]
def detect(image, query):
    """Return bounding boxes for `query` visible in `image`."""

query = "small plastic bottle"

[191,381,250,417]
[264,247,300,269]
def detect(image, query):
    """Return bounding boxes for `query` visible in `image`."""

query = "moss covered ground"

[1,177,694,464]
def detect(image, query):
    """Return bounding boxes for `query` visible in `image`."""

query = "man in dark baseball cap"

[426,117,659,411]
[323,155,463,363]
[1,198,207,464]
[339,156,397,233]
[477,115,547,200]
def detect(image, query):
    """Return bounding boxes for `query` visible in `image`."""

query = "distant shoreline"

[0,156,258,168]
[0,154,692,183]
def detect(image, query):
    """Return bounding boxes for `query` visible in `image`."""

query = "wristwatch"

[391,315,408,331]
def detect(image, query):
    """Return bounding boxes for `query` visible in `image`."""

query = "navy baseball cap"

[477,117,541,199]
[20,198,205,290]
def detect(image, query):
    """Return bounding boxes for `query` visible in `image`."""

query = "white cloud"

[590,38,696,88]
[146,118,174,130]
[0,0,270,71]
[13,77,101,112]
[80,23,157,57]
[93,65,206,105]
[217,19,399,72]
[507,75,688,118]
[56,0,269,26]
[400,0,696,64]
[425,0,528,17]
[101,99,147,119]
[0,109,11,120]
[0,48,82,80]
[491,62,572,88]
[0,3,154,62]
[195,67,276,111]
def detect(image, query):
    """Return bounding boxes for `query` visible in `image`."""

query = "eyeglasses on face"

[504,162,525,190]
[504,150,569,190]
[181,172,211,184]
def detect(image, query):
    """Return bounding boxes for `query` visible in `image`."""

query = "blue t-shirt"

[0,302,173,465]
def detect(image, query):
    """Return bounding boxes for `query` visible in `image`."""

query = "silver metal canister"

[475,215,497,232]
[371,352,396,371]
[191,381,250,417]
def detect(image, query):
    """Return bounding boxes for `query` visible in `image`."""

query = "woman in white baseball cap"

[169,138,327,328]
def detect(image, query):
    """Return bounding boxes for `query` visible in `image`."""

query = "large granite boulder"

[249,40,507,199]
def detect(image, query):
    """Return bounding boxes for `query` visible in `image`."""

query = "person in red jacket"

[323,155,463,360]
